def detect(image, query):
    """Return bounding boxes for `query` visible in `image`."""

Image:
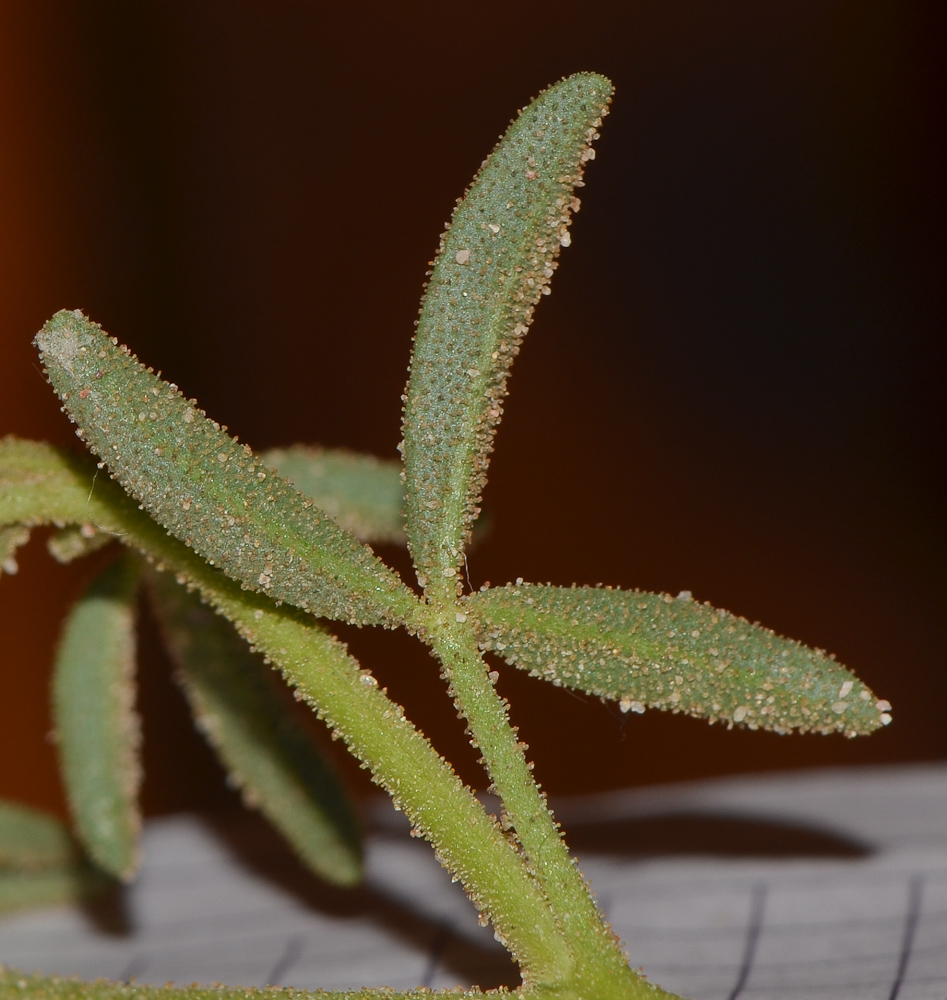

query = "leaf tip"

[34,309,95,374]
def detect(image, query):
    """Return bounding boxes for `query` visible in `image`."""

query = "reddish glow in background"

[1,2,943,817]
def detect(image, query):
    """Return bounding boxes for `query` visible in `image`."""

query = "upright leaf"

[264,445,404,545]
[401,73,612,597]
[53,555,142,880]
[148,572,363,887]
[468,584,892,736]
[0,800,75,870]
[34,312,420,627]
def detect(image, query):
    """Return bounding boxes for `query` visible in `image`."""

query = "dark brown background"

[1,2,944,818]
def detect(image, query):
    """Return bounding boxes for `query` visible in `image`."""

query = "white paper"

[2,763,946,998]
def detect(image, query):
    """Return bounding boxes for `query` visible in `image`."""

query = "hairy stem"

[199,584,573,983]
[425,615,632,980]
[2,444,679,993]
[0,441,571,982]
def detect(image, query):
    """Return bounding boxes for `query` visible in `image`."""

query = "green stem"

[0,443,569,983]
[425,613,632,978]
[1,444,681,997]
[203,584,572,983]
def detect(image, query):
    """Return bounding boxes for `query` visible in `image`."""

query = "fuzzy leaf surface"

[264,446,404,545]
[53,556,142,880]
[0,801,76,870]
[148,572,363,886]
[401,73,612,595]
[34,312,419,627]
[469,584,891,736]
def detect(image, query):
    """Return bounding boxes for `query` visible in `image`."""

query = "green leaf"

[53,555,142,880]
[34,312,421,628]
[0,525,29,576]
[264,445,404,545]
[0,800,76,870]
[0,438,104,527]
[0,439,175,551]
[0,865,108,917]
[401,73,612,597]
[468,584,892,737]
[148,571,363,887]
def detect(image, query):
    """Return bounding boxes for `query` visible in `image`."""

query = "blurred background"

[1,1,944,819]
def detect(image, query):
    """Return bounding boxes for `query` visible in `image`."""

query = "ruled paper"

[1,763,946,998]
